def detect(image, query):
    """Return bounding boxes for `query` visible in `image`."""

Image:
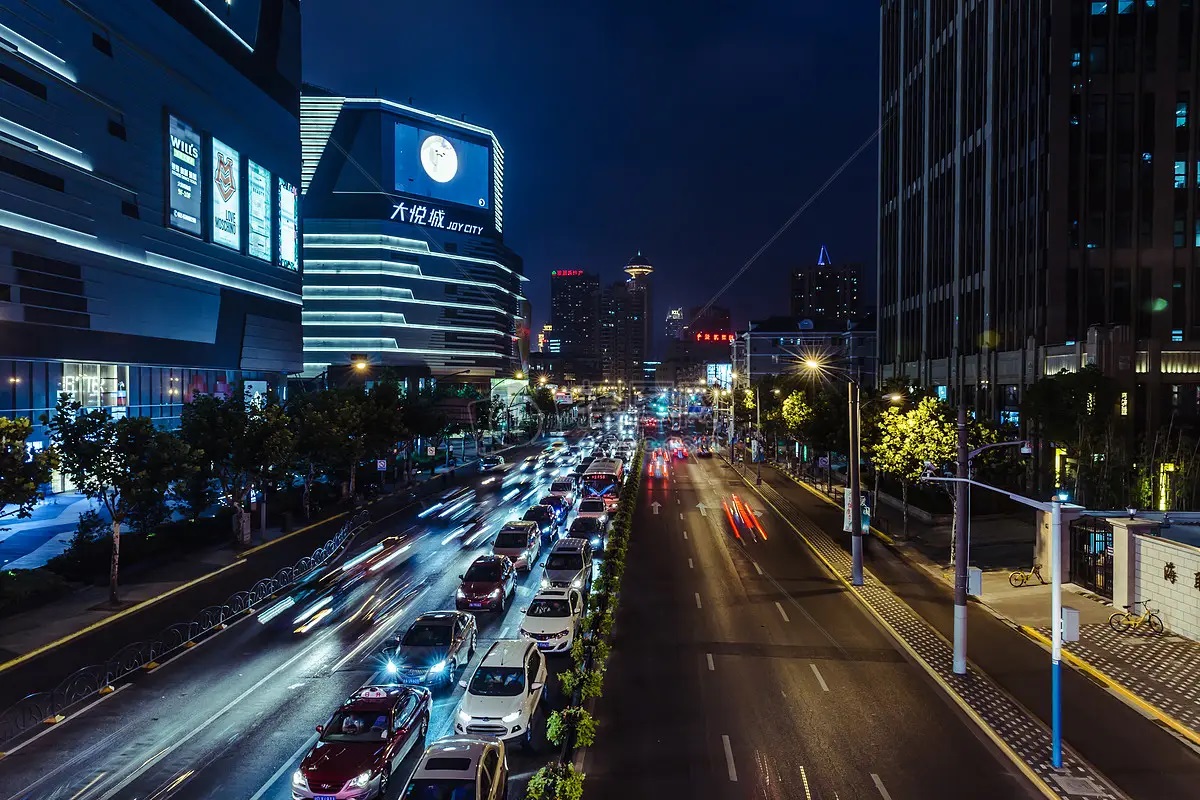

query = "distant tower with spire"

[624,250,654,280]
[601,252,655,385]
[790,245,863,321]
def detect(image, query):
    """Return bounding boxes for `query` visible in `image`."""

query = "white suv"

[520,588,584,654]
[575,499,608,526]
[540,538,593,593]
[454,640,547,751]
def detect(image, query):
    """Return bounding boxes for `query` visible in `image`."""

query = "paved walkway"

[768,461,1200,754]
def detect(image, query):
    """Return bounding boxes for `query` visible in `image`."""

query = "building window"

[1091,1,1108,13]
[107,119,126,140]
[1173,329,1185,342]
[1175,216,1187,247]
[1178,99,1190,128]
[1119,0,1134,11]
[91,32,112,56]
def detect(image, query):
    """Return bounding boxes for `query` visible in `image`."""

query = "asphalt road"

[750,463,1200,800]
[583,450,1037,800]
[0,438,586,800]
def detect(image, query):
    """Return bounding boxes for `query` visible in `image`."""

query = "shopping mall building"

[0,0,304,449]
[298,87,527,389]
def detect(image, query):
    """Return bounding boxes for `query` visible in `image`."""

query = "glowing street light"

[352,359,368,372]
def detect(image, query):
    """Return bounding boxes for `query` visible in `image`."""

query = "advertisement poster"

[393,121,490,209]
[278,178,299,270]
[167,114,202,235]
[211,138,240,250]
[247,160,271,261]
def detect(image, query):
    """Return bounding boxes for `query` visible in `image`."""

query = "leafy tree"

[781,391,813,436]
[871,397,958,538]
[0,417,57,530]
[46,396,187,603]
[179,391,292,545]
[286,390,344,518]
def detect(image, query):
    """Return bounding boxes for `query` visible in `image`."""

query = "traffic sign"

[376,459,387,471]
[426,446,436,457]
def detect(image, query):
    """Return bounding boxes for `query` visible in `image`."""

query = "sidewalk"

[769,461,1200,752]
[0,493,99,570]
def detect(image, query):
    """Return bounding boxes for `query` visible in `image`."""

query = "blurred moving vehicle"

[538,494,570,524]
[385,611,478,688]
[456,555,516,612]
[548,479,577,506]
[647,450,669,480]
[453,640,547,751]
[479,454,505,471]
[519,587,584,654]
[401,736,508,800]
[491,521,541,571]
[293,684,431,800]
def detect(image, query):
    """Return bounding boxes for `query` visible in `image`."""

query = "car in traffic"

[541,538,593,593]
[568,515,607,553]
[453,640,547,751]
[538,494,570,524]
[293,684,431,800]
[385,611,477,688]
[479,454,505,471]
[401,736,508,800]
[547,479,577,507]
[521,504,560,542]
[648,451,668,479]
[456,555,516,612]
[491,521,541,572]
[519,587,584,654]
[575,498,609,526]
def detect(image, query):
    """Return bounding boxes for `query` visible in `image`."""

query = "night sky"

[303,1,880,351]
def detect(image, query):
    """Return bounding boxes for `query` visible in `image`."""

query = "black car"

[569,516,607,553]
[522,504,559,542]
[538,495,570,524]
[385,611,478,687]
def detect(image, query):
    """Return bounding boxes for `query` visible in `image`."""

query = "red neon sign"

[552,269,585,277]
[695,332,733,342]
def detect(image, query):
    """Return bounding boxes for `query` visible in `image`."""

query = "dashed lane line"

[753,561,763,575]
[688,558,694,569]
[722,735,738,782]
[871,773,893,800]
[810,663,830,692]
[695,593,703,609]
[707,653,715,671]
[775,601,790,622]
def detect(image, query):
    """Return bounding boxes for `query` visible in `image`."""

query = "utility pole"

[848,379,863,586]
[952,402,969,674]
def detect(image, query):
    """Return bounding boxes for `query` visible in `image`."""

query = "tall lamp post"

[921,473,1073,769]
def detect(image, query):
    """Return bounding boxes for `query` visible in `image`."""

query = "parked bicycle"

[1108,599,1165,635]
[1008,563,1046,587]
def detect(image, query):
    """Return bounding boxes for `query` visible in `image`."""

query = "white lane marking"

[775,601,790,622]
[92,614,351,800]
[752,561,763,575]
[706,653,715,671]
[500,626,510,639]
[688,558,694,569]
[722,735,738,782]
[676,497,680,504]
[694,592,703,609]
[679,512,684,520]
[781,690,787,698]
[683,530,688,540]
[810,663,830,692]
[145,610,258,673]
[871,773,893,800]
[248,732,319,800]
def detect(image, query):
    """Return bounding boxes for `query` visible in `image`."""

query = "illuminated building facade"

[791,246,862,320]
[0,0,303,449]
[664,307,685,341]
[549,269,599,377]
[299,88,525,386]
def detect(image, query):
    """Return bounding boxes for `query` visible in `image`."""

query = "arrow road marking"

[696,502,709,517]
[651,501,661,515]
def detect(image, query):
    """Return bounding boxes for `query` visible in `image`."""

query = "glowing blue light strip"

[304,234,526,280]
[189,0,254,52]
[0,23,76,82]
[301,311,506,336]
[0,116,91,171]
[299,98,345,193]
[0,208,302,305]
[303,285,505,313]
[304,261,520,295]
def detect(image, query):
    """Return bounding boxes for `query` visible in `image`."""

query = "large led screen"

[167,114,202,236]
[248,160,272,261]
[211,137,240,250]
[278,178,299,270]
[393,121,490,209]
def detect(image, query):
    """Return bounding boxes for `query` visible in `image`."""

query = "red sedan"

[292,684,431,799]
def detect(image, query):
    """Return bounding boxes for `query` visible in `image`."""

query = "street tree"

[871,397,958,538]
[179,390,292,545]
[46,396,187,603]
[781,391,813,437]
[0,416,58,530]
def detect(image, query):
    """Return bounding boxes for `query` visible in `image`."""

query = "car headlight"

[590,536,600,545]
[518,628,531,638]
[571,578,583,588]
[552,630,569,639]
[540,578,550,588]
[489,588,501,598]
[456,588,466,599]
[429,660,446,673]
[501,710,522,723]
[457,709,472,724]
[292,770,308,790]
[347,770,372,789]
[385,660,398,674]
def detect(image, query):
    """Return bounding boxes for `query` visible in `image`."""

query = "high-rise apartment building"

[791,246,863,320]
[879,0,1200,431]
[664,307,685,341]
[1,0,303,451]
[549,269,599,361]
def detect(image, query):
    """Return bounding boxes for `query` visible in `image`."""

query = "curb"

[726,460,1068,800]
[1017,625,1200,751]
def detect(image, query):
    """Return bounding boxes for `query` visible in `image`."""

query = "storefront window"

[60,363,128,413]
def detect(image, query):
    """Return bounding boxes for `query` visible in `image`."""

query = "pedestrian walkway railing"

[0,510,370,752]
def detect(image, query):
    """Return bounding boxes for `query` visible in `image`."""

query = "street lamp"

[921,473,1074,769]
